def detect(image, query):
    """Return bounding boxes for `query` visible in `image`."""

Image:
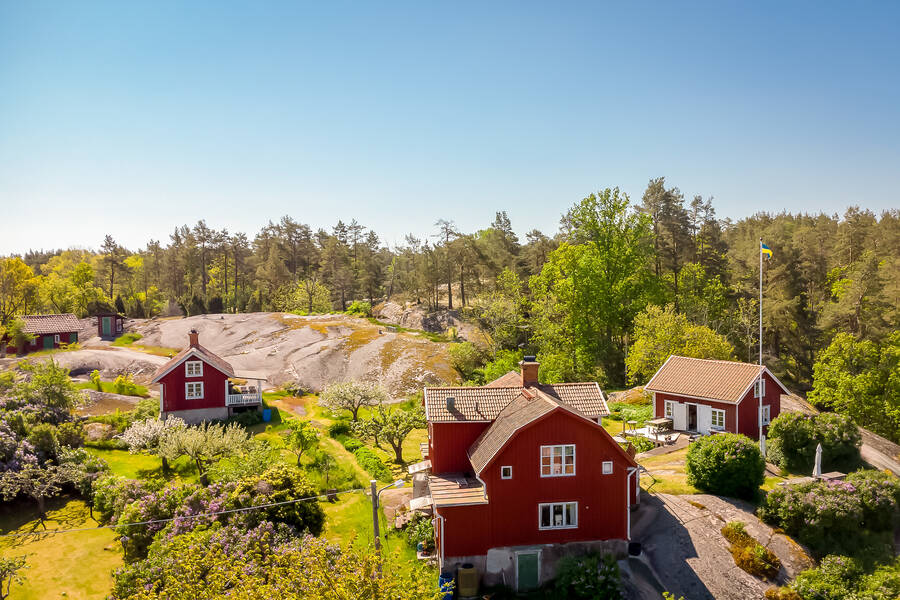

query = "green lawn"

[75,380,149,397]
[0,498,122,600]
[87,447,198,481]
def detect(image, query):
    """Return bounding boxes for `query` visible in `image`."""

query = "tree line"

[1,177,897,395]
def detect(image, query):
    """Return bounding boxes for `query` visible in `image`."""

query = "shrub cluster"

[767,554,900,600]
[758,470,900,560]
[328,420,352,439]
[721,521,781,580]
[766,412,861,473]
[353,447,392,481]
[345,301,372,317]
[404,511,434,551]
[685,433,765,499]
[342,438,363,452]
[551,552,622,599]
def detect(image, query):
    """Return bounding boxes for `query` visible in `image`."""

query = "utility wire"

[0,487,366,538]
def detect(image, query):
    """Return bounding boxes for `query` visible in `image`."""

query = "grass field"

[87,447,198,481]
[75,380,150,397]
[0,499,122,600]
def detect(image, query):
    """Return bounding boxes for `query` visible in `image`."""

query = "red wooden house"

[151,329,266,424]
[96,312,126,339]
[645,356,789,439]
[3,314,80,355]
[422,358,638,591]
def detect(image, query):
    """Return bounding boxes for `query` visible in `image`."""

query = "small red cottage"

[421,358,638,591]
[645,356,789,439]
[3,314,80,355]
[96,312,126,339]
[151,329,266,424]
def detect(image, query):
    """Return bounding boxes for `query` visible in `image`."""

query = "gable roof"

[484,370,522,387]
[425,382,609,423]
[467,388,634,474]
[19,314,81,335]
[150,344,235,382]
[644,355,789,404]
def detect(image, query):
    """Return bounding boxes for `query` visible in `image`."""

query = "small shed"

[96,313,126,339]
[3,313,81,355]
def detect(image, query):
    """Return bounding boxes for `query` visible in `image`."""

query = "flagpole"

[759,237,764,446]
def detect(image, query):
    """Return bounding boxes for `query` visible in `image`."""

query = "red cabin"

[421,359,638,592]
[96,312,126,339]
[150,329,266,423]
[3,314,80,355]
[645,356,790,439]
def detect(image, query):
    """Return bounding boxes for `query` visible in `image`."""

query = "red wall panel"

[430,422,490,473]
[654,392,737,432]
[160,358,229,412]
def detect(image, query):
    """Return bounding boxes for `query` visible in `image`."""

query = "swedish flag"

[761,243,773,258]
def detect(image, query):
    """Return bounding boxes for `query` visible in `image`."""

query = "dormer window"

[754,378,766,398]
[186,361,203,377]
[540,444,575,477]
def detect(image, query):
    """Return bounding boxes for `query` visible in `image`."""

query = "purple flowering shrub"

[767,412,861,473]
[685,433,765,500]
[758,470,899,559]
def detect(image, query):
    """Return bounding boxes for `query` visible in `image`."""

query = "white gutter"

[626,466,638,540]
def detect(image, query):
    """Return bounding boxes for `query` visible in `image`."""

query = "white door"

[698,404,712,435]
[672,402,687,431]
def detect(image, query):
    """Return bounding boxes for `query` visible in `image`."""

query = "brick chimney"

[188,328,199,347]
[520,356,539,387]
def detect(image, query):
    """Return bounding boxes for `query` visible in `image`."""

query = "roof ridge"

[670,355,763,368]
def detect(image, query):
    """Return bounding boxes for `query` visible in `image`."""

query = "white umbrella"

[813,443,823,478]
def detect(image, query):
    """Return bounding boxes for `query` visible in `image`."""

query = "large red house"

[3,314,80,355]
[151,329,265,423]
[422,358,638,591]
[645,355,789,439]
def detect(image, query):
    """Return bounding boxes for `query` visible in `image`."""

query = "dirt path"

[635,493,813,600]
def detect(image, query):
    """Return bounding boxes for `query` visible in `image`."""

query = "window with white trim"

[602,461,613,475]
[664,400,675,419]
[760,405,771,426]
[754,378,766,398]
[501,466,512,479]
[711,408,726,430]
[185,382,204,399]
[539,502,577,530]
[185,361,203,377]
[54,334,60,343]
[540,444,575,477]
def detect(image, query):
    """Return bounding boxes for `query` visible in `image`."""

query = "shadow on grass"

[0,495,97,548]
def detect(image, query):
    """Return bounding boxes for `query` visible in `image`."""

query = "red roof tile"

[644,356,788,403]
[150,343,235,382]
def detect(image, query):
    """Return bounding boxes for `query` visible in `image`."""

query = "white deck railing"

[226,392,262,406]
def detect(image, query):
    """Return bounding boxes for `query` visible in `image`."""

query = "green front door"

[43,336,54,349]
[102,317,111,336]
[517,552,539,592]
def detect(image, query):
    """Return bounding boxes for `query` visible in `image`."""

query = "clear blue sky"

[1,1,898,254]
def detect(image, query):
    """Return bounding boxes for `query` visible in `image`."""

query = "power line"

[0,487,366,538]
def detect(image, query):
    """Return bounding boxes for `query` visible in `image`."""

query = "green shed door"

[43,336,54,349]
[70,333,78,343]
[102,317,111,336]
[517,552,539,592]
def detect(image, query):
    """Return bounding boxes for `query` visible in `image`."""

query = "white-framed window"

[501,466,512,479]
[760,405,771,426]
[664,400,675,419]
[602,461,613,475]
[185,382,204,399]
[711,408,726,430]
[31,337,37,346]
[540,444,575,477]
[53,334,60,343]
[754,378,766,398]
[185,361,203,377]
[539,502,578,530]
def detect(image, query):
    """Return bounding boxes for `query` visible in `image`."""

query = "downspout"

[436,513,445,569]
[626,466,637,540]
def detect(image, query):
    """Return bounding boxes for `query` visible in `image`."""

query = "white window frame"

[31,337,37,346]
[53,334,60,343]
[760,405,771,426]
[538,501,578,530]
[711,408,726,430]
[185,360,203,377]
[602,461,613,475]
[664,400,675,419]
[501,466,512,480]
[185,381,204,400]
[754,378,766,398]
[540,444,575,477]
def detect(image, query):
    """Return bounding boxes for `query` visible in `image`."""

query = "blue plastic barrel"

[262,409,272,422]
[438,572,454,599]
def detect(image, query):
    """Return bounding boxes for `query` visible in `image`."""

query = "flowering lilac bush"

[685,433,765,499]
[758,470,899,559]
[767,411,861,473]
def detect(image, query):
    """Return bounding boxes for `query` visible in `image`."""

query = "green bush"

[131,398,160,421]
[27,422,59,460]
[353,447,392,481]
[228,410,263,428]
[721,521,781,580]
[90,369,103,391]
[328,421,352,438]
[114,374,140,396]
[345,301,372,317]
[764,587,803,600]
[552,552,622,599]
[342,438,363,452]
[404,512,434,551]
[767,411,861,473]
[606,402,653,424]
[57,421,85,448]
[685,433,764,499]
